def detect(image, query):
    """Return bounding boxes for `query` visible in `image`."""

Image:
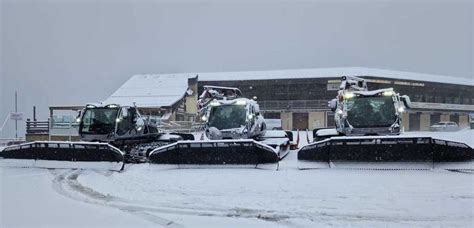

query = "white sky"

[0,0,473,137]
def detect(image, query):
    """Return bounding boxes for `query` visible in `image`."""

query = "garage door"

[292,113,309,130]
[409,113,420,131]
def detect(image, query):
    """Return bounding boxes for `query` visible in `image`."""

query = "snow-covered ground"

[0,168,157,227]
[1,130,473,227]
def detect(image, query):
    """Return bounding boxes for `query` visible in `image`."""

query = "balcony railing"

[26,119,50,134]
[258,99,330,111]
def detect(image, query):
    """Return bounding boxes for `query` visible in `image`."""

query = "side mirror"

[135,118,144,131]
[328,99,337,112]
[256,112,260,116]
[121,107,129,118]
[75,109,83,123]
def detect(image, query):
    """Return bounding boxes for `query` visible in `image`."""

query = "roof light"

[107,104,118,108]
[344,92,354,99]
[86,104,96,109]
[235,100,247,105]
[383,91,394,96]
[210,101,220,106]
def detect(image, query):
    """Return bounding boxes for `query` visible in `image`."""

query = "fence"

[26,119,49,134]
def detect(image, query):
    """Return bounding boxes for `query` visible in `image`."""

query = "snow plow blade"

[148,139,279,169]
[0,141,125,171]
[298,136,473,170]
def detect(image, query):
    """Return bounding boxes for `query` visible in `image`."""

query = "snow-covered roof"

[104,74,193,108]
[164,67,473,86]
[105,67,471,107]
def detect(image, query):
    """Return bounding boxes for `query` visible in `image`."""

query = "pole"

[15,91,18,140]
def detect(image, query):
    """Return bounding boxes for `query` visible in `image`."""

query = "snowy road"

[1,130,473,227]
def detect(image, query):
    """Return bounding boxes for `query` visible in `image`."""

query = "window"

[346,96,396,128]
[413,95,423,102]
[425,95,434,103]
[453,97,461,104]
[462,98,470,104]
[208,105,247,129]
[445,97,452,104]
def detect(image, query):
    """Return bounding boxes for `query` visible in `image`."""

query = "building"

[104,74,198,122]
[25,74,199,141]
[27,67,473,140]
[181,67,472,131]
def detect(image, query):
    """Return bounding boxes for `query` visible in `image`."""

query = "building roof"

[168,67,473,86]
[104,67,471,108]
[104,74,192,108]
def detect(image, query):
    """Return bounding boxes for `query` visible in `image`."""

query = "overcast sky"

[1,0,472,138]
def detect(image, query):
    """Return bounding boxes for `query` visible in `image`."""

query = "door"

[292,113,309,130]
[450,114,459,124]
[409,113,420,131]
[326,112,335,128]
[430,113,440,125]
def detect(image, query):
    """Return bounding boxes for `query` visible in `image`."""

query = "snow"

[404,128,474,147]
[158,67,473,86]
[0,168,156,228]
[1,130,473,227]
[315,128,338,136]
[0,159,124,171]
[104,74,194,107]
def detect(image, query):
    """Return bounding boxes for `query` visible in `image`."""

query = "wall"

[420,113,430,131]
[459,114,469,128]
[308,112,325,129]
[440,114,450,122]
[281,112,293,130]
[402,112,410,131]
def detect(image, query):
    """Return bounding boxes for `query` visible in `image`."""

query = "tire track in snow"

[49,170,292,227]
[50,169,468,226]
[50,169,184,228]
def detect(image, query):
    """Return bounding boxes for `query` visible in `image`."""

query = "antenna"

[15,91,18,139]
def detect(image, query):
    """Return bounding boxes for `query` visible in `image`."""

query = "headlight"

[337,110,343,114]
[248,114,254,120]
[201,116,208,121]
[398,107,405,112]
[76,118,81,123]
[116,118,122,123]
